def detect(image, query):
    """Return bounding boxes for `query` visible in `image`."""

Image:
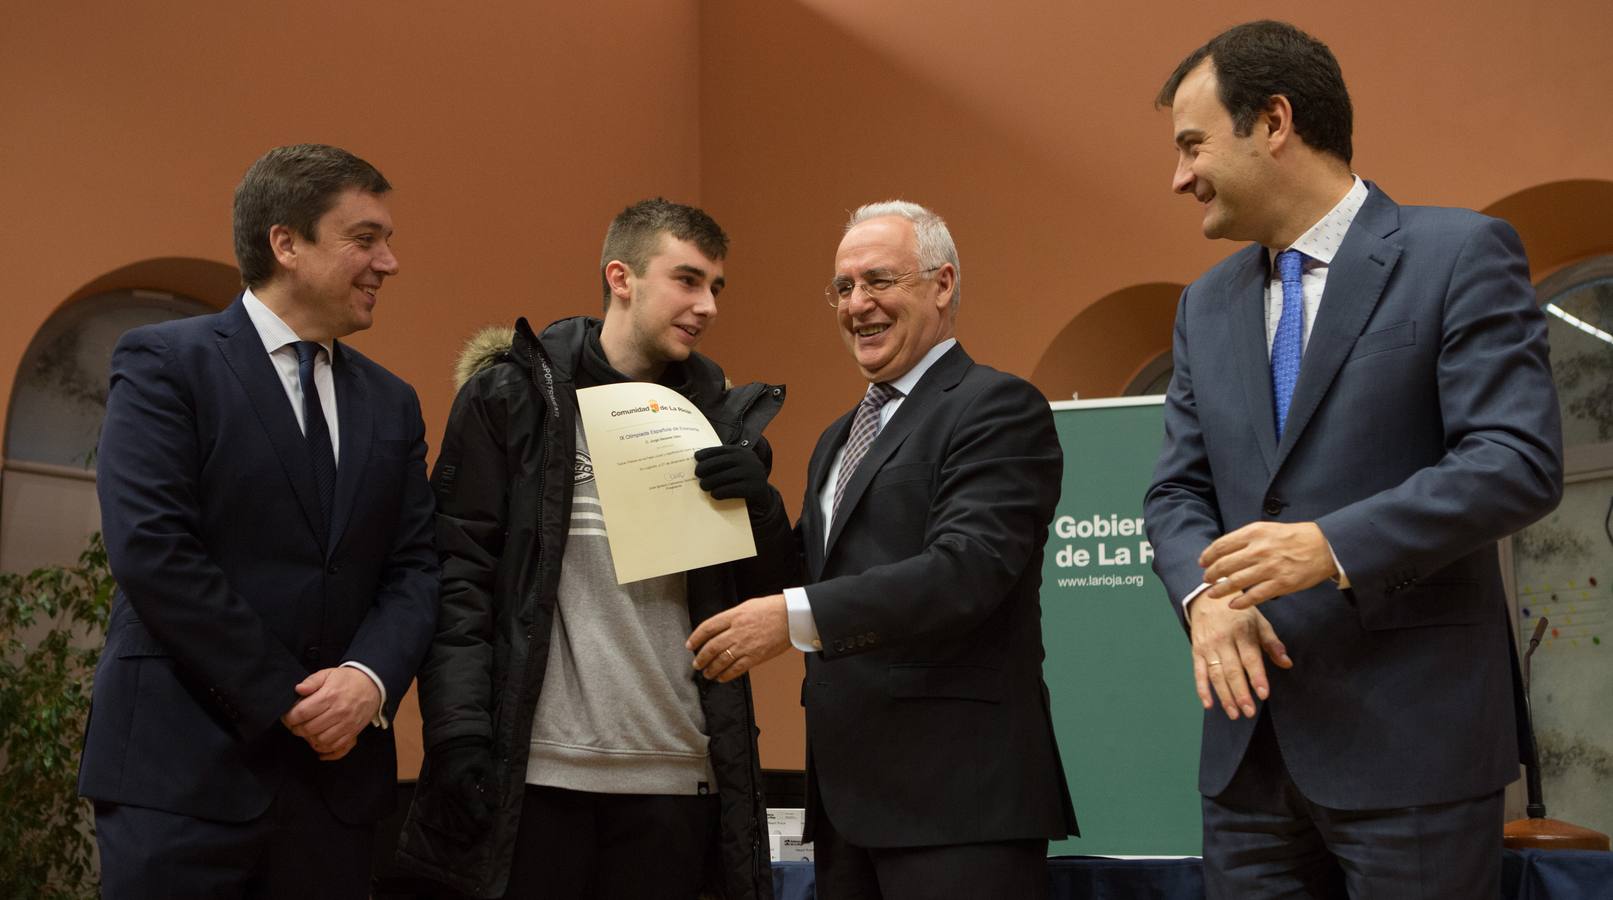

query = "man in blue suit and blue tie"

[80,144,439,898]
[1145,21,1563,899]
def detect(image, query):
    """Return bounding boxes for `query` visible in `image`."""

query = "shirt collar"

[880,337,957,398]
[1270,175,1369,267]
[242,288,335,359]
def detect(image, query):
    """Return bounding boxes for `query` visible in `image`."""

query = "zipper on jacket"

[505,340,556,793]
[745,675,765,891]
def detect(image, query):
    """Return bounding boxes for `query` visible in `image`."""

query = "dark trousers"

[1203,711,1505,899]
[811,797,1050,900]
[95,773,373,900]
[500,785,719,900]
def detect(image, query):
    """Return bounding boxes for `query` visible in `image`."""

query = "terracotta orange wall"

[0,1,703,775]
[5,1,1612,774]
[0,1,704,440]
[696,0,1613,767]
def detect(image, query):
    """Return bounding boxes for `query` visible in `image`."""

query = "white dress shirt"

[783,338,958,652]
[241,290,389,728]
[1179,176,1368,612]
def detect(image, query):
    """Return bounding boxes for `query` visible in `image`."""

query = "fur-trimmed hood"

[453,325,516,390]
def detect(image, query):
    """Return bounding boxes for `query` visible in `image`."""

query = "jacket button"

[1263,497,1284,516]
[304,647,321,663]
[739,439,750,447]
[326,562,340,575]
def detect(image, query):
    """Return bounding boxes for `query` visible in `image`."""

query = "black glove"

[427,735,494,840]
[694,443,771,505]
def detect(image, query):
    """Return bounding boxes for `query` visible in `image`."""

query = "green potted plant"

[0,533,114,899]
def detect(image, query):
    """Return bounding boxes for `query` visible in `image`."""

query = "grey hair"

[846,200,961,311]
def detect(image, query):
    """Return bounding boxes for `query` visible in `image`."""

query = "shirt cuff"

[1180,581,1213,616]
[1326,540,1351,589]
[783,587,822,653]
[340,660,389,729]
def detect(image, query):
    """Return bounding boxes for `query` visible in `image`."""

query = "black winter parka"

[396,316,790,898]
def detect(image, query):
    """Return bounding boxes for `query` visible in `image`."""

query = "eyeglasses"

[824,266,942,308]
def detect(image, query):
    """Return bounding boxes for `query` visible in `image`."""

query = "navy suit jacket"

[799,343,1078,848]
[79,297,438,825]
[1144,185,1563,810]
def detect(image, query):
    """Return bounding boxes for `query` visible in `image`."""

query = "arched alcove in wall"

[0,257,237,573]
[1029,282,1183,401]
[1484,179,1613,280]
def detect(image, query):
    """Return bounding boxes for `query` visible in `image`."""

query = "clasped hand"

[1188,521,1336,718]
[1199,521,1337,609]
[281,666,381,761]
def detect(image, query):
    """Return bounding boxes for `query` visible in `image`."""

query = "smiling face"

[272,187,398,341]
[833,216,955,383]
[1169,60,1281,245]
[602,232,725,381]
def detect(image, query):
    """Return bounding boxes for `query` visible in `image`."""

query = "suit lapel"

[804,411,853,578]
[1273,187,1403,471]
[212,299,328,545]
[1228,246,1279,476]
[327,342,371,555]
[823,344,971,558]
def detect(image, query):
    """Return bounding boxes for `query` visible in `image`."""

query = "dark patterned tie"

[1271,249,1306,440]
[292,341,337,538]
[832,382,901,522]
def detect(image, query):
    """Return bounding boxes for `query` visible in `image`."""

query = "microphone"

[1522,617,1548,819]
[1503,616,1610,850]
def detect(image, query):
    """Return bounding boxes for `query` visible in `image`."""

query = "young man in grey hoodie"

[398,199,792,900]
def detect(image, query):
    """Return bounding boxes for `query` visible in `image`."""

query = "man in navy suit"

[1144,22,1563,898]
[689,201,1076,899]
[80,144,439,898]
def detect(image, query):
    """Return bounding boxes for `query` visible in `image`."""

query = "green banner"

[1042,397,1203,856]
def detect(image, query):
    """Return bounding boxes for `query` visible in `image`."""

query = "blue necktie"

[293,341,337,539]
[1271,249,1306,440]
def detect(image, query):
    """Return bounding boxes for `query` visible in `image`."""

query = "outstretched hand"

[687,594,791,682]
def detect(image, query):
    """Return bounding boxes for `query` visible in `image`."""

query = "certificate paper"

[576,382,757,584]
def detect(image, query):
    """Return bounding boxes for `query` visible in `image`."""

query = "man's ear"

[931,263,957,312]
[269,224,299,271]
[1263,94,1296,154]
[604,259,635,309]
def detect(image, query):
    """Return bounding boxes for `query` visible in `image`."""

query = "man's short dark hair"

[600,198,728,311]
[1157,20,1353,165]
[232,144,391,288]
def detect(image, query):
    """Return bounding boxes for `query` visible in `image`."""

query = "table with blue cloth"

[771,849,1613,898]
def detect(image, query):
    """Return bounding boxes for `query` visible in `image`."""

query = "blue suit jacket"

[799,344,1078,847]
[1145,185,1563,810]
[79,297,438,824]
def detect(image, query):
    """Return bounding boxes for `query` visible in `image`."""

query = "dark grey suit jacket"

[1145,185,1563,810]
[799,343,1078,847]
